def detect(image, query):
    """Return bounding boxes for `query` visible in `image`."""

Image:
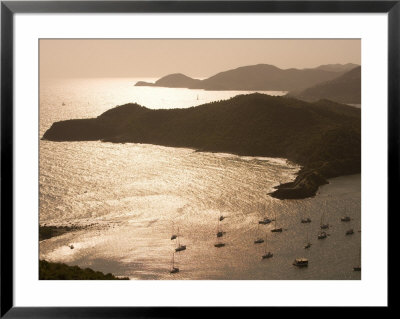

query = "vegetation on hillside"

[43,93,360,199]
[39,260,129,280]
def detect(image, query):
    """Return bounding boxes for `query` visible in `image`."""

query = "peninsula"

[42,93,361,199]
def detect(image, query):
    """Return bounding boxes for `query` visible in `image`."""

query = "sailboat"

[262,234,273,259]
[214,235,225,248]
[271,211,282,232]
[317,231,327,239]
[304,231,312,249]
[254,224,265,243]
[216,218,223,238]
[171,225,178,240]
[259,204,272,224]
[353,248,361,271]
[170,252,179,274]
[175,230,186,252]
[320,211,329,229]
[293,258,308,267]
[341,205,351,221]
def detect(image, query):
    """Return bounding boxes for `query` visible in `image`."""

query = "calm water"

[39,77,361,280]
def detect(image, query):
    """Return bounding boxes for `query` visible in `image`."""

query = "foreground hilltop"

[43,94,361,199]
[135,63,356,92]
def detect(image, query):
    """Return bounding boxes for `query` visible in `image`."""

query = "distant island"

[42,94,360,199]
[291,66,361,104]
[135,63,359,92]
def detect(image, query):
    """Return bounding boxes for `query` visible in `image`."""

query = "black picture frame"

[1,1,396,317]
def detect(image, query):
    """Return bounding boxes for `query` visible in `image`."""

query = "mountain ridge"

[135,63,359,92]
[292,66,361,104]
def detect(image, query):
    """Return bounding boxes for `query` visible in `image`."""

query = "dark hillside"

[43,94,360,199]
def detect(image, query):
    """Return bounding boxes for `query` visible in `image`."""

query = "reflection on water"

[39,78,360,280]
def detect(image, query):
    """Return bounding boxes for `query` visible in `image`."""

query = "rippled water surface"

[40,78,361,280]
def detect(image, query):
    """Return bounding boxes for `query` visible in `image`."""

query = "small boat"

[304,232,312,249]
[317,231,327,239]
[175,245,186,252]
[175,231,186,252]
[353,248,361,271]
[254,224,264,243]
[293,258,308,267]
[262,234,273,259]
[216,218,223,238]
[259,217,272,225]
[320,212,329,229]
[271,211,282,232]
[171,225,178,240]
[301,217,311,223]
[341,216,351,222]
[214,243,225,248]
[259,205,273,224]
[170,253,179,274]
[262,251,273,259]
[346,229,354,235]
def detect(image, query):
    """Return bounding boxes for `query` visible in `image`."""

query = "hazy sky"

[40,39,360,79]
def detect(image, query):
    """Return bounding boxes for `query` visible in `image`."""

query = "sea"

[39,77,361,280]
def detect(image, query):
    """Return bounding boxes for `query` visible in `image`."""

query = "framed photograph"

[1,0,396,316]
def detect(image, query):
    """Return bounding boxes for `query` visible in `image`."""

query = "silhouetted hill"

[313,63,359,73]
[136,73,202,88]
[43,94,360,199]
[39,260,129,280]
[135,64,351,91]
[292,66,361,104]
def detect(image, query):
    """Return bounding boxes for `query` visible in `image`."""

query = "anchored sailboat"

[254,224,264,244]
[293,258,308,267]
[317,231,327,239]
[262,234,273,259]
[320,211,329,229]
[301,217,311,223]
[170,252,179,274]
[175,229,186,252]
[214,235,226,248]
[216,218,223,238]
[304,231,312,249]
[259,203,272,224]
[171,225,178,240]
[271,211,282,232]
[353,247,361,271]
